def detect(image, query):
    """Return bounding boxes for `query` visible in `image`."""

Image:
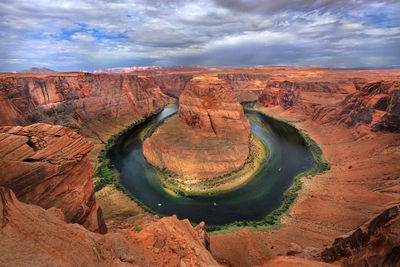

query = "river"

[110,103,315,225]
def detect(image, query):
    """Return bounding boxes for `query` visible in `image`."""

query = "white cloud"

[0,0,399,71]
[70,32,96,43]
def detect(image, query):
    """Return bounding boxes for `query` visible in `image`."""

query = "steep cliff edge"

[340,81,400,133]
[218,73,271,102]
[0,123,107,233]
[0,187,219,266]
[0,73,172,135]
[257,79,400,133]
[143,76,251,187]
[320,204,400,266]
[152,73,193,98]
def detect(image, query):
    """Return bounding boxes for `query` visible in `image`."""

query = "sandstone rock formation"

[0,73,172,135]
[178,76,251,140]
[340,81,400,133]
[143,76,251,180]
[320,204,400,266]
[218,73,271,101]
[257,80,301,109]
[153,73,193,98]
[0,123,107,233]
[257,78,400,134]
[0,187,219,266]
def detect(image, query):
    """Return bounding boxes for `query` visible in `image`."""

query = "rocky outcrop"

[218,73,270,101]
[257,80,349,109]
[257,79,400,133]
[340,81,400,132]
[0,187,219,266]
[178,76,250,140]
[0,73,172,135]
[320,205,400,266]
[0,123,106,233]
[153,73,193,98]
[258,81,301,109]
[143,76,251,180]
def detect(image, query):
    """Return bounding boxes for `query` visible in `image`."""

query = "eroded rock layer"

[143,76,251,180]
[257,78,400,133]
[320,204,400,266]
[0,123,106,233]
[0,187,219,267]
[0,73,172,135]
[340,81,400,133]
[178,76,250,140]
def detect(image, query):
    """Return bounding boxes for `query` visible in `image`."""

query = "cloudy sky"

[0,0,399,71]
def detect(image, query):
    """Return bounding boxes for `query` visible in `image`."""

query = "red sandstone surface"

[0,73,172,136]
[143,76,251,180]
[0,123,106,233]
[0,187,218,266]
[321,204,400,266]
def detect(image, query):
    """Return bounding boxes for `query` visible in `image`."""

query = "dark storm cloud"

[0,0,399,71]
[213,0,399,13]
[167,34,400,68]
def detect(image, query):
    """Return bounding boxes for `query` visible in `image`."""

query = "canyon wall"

[152,73,193,98]
[0,73,172,136]
[257,78,400,133]
[0,123,107,233]
[339,81,400,133]
[320,204,400,266]
[218,73,271,101]
[0,187,219,266]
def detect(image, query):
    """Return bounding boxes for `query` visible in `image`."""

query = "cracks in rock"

[26,139,36,150]
[207,111,217,136]
[23,158,38,162]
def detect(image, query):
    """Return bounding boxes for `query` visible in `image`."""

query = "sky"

[0,0,399,71]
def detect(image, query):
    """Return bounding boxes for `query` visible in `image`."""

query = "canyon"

[0,67,400,266]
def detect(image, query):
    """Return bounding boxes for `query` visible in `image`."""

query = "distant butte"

[11,67,56,74]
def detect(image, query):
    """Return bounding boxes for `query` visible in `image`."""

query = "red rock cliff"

[0,73,172,135]
[320,205,400,266]
[339,81,400,133]
[0,123,107,233]
[257,79,400,133]
[153,73,193,98]
[178,76,250,141]
[143,76,251,180]
[218,73,271,101]
[0,187,219,266]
